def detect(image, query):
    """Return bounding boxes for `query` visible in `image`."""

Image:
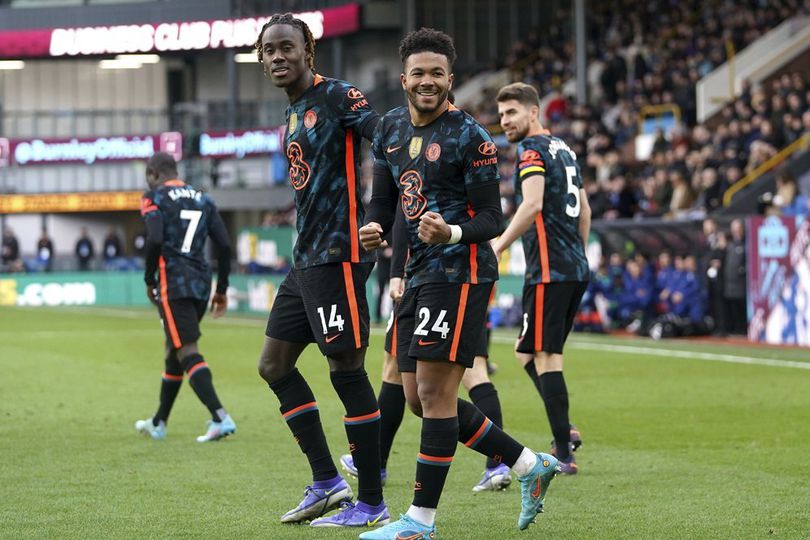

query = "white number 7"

[179,209,202,253]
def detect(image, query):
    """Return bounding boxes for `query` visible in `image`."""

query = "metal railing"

[723,133,810,207]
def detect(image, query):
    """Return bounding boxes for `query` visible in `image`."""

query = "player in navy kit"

[340,211,513,494]
[493,82,592,475]
[254,13,388,528]
[358,29,559,540]
[135,152,236,443]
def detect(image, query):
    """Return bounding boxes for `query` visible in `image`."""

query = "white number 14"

[317,304,345,334]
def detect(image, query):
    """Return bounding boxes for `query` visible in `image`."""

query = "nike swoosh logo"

[395,533,426,540]
[418,339,438,346]
[366,514,385,526]
[386,145,402,153]
[324,486,339,496]
[325,334,341,343]
[531,475,542,498]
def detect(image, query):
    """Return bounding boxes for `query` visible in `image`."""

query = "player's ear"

[400,72,407,91]
[530,104,539,120]
[448,72,454,91]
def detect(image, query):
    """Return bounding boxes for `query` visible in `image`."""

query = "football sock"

[412,417,457,511]
[457,398,523,468]
[154,359,183,425]
[540,371,571,461]
[269,368,338,482]
[468,382,504,469]
[330,368,383,506]
[524,360,545,399]
[378,381,406,469]
[406,505,437,527]
[512,447,539,477]
[180,353,225,422]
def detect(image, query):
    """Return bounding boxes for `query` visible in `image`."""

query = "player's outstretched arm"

[493,174,545,257]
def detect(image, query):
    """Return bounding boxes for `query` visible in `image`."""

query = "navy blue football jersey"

[284,74,377,268]
[514,134,589,283]
[372,105,500,288]
[141,180,226,301]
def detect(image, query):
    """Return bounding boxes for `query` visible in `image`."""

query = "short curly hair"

[399,27,456,68]
[254,13,315,71]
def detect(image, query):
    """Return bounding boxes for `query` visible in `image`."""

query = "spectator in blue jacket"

[618,259,654,326]
[670,255,704,320]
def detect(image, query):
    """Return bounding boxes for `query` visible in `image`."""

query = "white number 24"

[414,307,450,339]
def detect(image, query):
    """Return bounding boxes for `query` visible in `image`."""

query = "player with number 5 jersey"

[493,82,591,476]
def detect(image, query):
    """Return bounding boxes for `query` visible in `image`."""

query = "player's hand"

[210,292,228,319]
[360,222,387,251]
[145,285,159,307]
[389,277,405,303]
[491,239,504,262]
[418,212,451,244]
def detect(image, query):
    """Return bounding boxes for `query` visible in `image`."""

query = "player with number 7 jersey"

[137,152,236,444]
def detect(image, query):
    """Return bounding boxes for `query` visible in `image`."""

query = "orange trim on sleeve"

[534,284,545,352]
[345,128,360,263]
[159,256,182,349]
[534,215,551,282]
[342,262,362,348]
[449,284,469,362]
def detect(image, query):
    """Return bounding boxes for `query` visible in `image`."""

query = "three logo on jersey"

[399,170,427,220]
[287,142,311,190]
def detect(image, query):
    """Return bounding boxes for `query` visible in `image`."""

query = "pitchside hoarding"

[0,132,182,167]
[747,216,810,345]
[0,4,359,58]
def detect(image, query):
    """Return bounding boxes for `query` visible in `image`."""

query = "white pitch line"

[568,341,810,370]
[7,307,809,370]
[377,328,810,370]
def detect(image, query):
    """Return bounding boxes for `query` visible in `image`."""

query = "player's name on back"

[168,187,202,202]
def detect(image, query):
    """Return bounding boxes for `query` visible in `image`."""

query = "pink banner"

[0,4,359,59]
[747,216,810,345]
[0,132,182,166]
[198,127,285,159]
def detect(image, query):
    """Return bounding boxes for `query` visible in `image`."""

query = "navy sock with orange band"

[331,368,383,506]
[181,353,224,422]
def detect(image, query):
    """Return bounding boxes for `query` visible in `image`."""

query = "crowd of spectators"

[469,0,810,221]
[0,226,142,273]
[574,218,748,338]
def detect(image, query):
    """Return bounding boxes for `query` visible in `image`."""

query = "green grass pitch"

[1,306,809,539]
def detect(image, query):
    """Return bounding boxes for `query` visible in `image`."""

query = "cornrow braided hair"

[254,13,316,72]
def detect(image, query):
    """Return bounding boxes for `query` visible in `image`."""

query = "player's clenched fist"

[418,211,451,244]
[360,222,388,251]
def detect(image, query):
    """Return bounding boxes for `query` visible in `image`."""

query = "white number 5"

[565,166,581,218]
[179,209,202,253]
